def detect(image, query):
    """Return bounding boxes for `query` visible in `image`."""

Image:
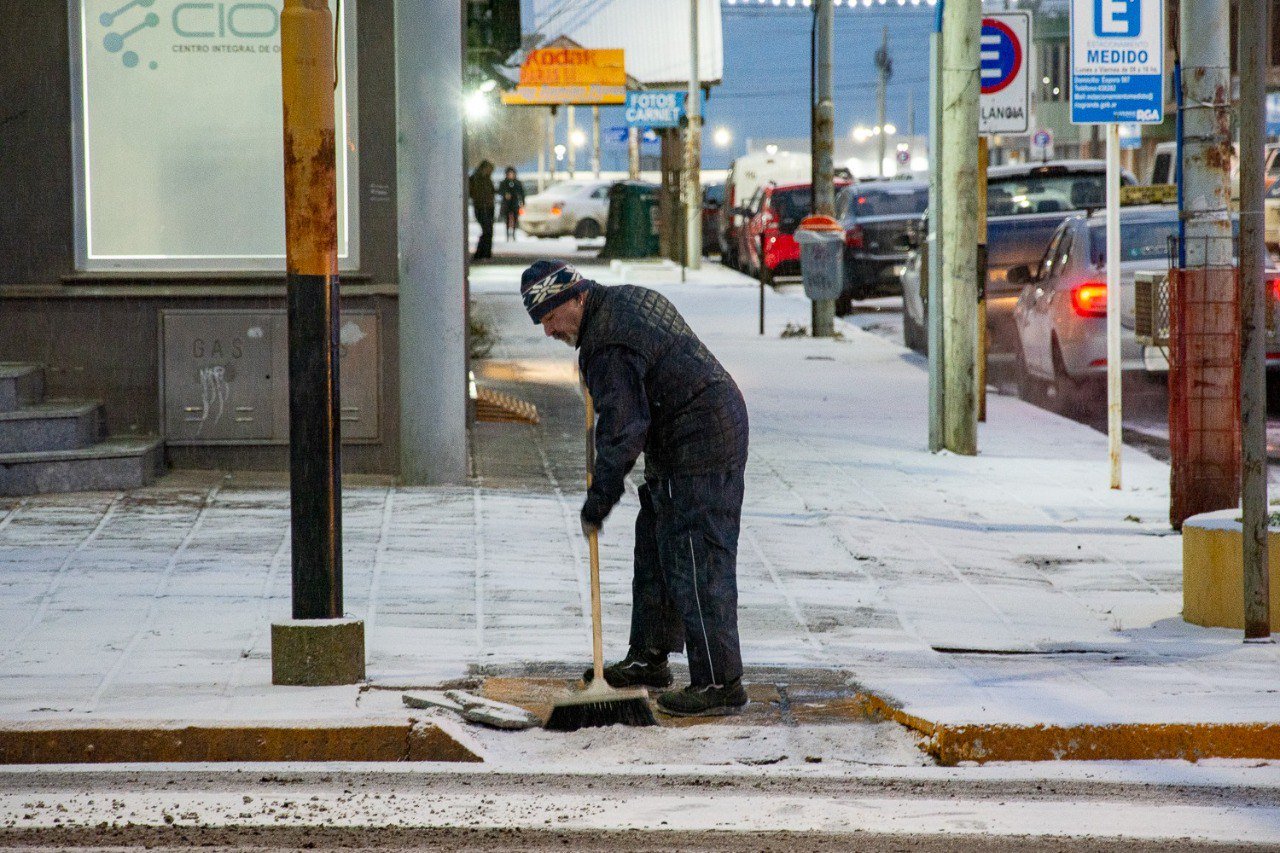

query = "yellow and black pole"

[281,0,342,621]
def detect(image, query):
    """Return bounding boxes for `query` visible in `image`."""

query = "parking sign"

[979,13,1031,135]
[1070,0,1164,124]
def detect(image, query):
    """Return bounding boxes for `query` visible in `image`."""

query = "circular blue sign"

[980,18,1022,95]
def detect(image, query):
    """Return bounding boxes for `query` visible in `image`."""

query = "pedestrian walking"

[468,160,496,261]
[498,166,525,242]
[520,260,751,717]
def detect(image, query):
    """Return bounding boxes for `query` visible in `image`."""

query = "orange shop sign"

[501,48,627,105]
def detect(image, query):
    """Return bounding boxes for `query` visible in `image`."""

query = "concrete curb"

[0,720,482,764]
[857,693,1280,765]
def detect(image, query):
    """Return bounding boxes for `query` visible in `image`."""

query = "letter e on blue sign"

[1094,0,1140,37]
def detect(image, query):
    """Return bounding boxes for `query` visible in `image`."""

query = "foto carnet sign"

[1069,0,1164,124]
[624,91,687,129]
[979,13,1030,135]
[501,48,626,105]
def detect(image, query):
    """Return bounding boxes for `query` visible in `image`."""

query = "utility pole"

[591,105,602,179]
[927,1,944,451]
[1239,0,1272,641]
[1170,0,1236,526]
[875,26,891,178]
[537,115,547,193]
[273,0,363,686]
[685,0,703,269]
[628,126,641,179]
[811,0,835,337]
[567,104,577,178]
[941,0,979,455]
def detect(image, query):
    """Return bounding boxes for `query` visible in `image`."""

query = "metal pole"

[876,26,889,178]
[628,126,641,180]
[940,0,979,455]
[396,0,467,485]
[927,1,945,452]
[1105,123,1123,490]
[685,0,703,269]
[567,104,577,178]
[1239,0,1272,641]
[592,105,602,179]
[548,107,557,185]
[977,135,988,422]
[537,112,547,193]
[281,0,341,618]
[811,0,835,337]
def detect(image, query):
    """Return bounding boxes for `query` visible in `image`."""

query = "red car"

[737,180,851,283]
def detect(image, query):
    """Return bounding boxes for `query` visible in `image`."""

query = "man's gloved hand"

[580,494,607,539]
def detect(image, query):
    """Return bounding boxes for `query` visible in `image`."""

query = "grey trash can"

[795,215,845,301]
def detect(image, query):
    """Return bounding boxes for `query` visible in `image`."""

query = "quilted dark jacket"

[577,283,749,525]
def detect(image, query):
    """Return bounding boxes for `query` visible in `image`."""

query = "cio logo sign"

[100,0,160,69]
[173,3,280,38]
[1094,0,1140,37]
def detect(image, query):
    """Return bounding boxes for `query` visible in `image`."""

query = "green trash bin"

[601,181,660,259]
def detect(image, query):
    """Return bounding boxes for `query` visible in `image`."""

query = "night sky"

[575,3,937,173]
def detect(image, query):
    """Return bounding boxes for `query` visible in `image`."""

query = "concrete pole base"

[271,618,366,686]
[812,299,835,337]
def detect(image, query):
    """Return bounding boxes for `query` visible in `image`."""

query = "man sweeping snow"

[520,260,750,717]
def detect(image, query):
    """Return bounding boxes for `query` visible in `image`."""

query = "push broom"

[544,386,657,731]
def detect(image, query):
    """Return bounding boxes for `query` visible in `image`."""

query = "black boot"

[656,679,749,717]
[583,648,673,689]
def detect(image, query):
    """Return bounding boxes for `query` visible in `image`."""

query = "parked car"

[833,179,928,313]
[720,149,811,270]
[902,160,1136,356]
[737,180,851,284]
[1010,206,1280,415]
[519,180,613,239]
[701,183,724,256]
[1147,140,1280,191]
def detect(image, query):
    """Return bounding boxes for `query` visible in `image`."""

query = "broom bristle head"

[543,695,657,731]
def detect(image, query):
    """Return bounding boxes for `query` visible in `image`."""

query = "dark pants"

[502,205,519,239]
[474,206,494,259]
[629,468,745,687]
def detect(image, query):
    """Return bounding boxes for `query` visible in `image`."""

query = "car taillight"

[518,206,525,216]
[844,225,864,249]
[549,203,564,216]
[1071,282,1107,317]
[1270,277,1280,302]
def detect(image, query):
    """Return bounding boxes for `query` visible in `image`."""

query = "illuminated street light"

[852,125,873,142]
[765,143,779,155]
[554,143,566,161]
[464,90,490,121]
[569,128,587,147]
[883,123,897,135]
[713,126,733,147]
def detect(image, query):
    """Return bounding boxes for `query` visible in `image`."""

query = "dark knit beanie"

[520,260,590,323]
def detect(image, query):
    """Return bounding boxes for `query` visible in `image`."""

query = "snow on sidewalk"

[0,261,1276,737]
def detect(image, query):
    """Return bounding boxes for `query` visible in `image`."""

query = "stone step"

[0,364,45,414]
[0,436,164,497]
[0,400,104,454]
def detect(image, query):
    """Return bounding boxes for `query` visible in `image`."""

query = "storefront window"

[70,1,358,272]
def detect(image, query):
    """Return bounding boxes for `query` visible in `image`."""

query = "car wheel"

[903,307,926,353]
[1051,341,1103,422]
[574,218,602,239]
[1015,340,1047,406]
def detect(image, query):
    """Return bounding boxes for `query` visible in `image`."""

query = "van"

[720,150,811,270]
[1146,140,1280,189]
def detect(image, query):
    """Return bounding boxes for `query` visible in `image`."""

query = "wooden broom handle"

[584,386,605,683]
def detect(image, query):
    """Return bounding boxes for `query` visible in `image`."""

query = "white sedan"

[520,180,613,240]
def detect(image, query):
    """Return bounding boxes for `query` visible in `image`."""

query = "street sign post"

[1031,128,1054,161]
[1070,0,1165,490]
[979,13,1031,135]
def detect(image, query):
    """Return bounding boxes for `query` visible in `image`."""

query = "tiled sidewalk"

[0,263,1276,752]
